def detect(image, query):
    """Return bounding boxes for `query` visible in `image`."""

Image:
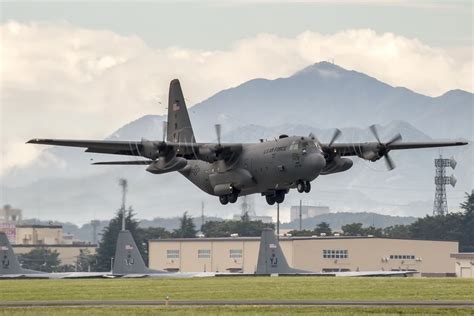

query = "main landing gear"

[219,191,239,205]
[265,190,286,205]
[296,180,311,193]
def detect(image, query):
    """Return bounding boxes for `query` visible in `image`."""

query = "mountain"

[1,62,472,224]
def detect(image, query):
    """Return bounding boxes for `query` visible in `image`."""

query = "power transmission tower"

[433,155,457,216]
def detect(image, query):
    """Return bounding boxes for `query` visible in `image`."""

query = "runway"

[1,300,473,307]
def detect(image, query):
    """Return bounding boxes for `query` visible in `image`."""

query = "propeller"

[328,128,342,147]
[369,124,402,170]
[313,128,342,160]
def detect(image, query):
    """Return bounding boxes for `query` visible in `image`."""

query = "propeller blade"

[328,128,342,147]
[215,124,222,146]
[386,133,402,146]
[162,121,167,142]
[384,153,396,171]
[369,124,381,144]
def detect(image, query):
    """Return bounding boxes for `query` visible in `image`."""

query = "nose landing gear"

[296,180,311,193]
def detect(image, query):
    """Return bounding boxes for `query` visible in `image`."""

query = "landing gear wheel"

[265,195,276,205]
[228,192,238,204]
[219,195,229,205]
[297,181,305,193]
[304,181,311,193]
[275,191,285,204]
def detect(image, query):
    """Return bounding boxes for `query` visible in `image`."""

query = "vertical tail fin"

[167,79,196,144]
[256,228,292,274]
[0,232,31,275]
[112,230,161,275]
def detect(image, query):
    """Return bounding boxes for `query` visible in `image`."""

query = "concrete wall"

[149,237,458,275]
[451,253,474,278]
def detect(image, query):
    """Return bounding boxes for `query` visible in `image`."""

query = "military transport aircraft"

[28,79,468,205]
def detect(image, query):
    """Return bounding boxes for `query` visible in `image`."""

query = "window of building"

[229,249,242,258]
[167,249,180,259]
[198,249,211,259]
[323,249,348,259]
[389,255,415,260]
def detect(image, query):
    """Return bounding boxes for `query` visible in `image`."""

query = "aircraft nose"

[304,153,326,176]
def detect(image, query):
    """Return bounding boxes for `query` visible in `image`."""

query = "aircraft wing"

[325,141,468,157]
[27,138,242,163]
[27,139,148,156]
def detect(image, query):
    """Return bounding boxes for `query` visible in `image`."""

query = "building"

[149,236,457,276]
[450,253,474,278]
[0,205,22,224]
[290,205,330,222]
[15,225,64,245]
[4,224,97,266]
[12,244,97,266]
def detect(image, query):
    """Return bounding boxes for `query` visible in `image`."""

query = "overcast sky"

[1,0,473,175]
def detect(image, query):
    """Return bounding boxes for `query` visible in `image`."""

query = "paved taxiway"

[1,300,473,307]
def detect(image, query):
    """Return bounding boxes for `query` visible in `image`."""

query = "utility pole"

[119,178,128,231]
[433,155,457,216]
[276,203,280,240]
[201,201,205,231]
[299,199,302,231]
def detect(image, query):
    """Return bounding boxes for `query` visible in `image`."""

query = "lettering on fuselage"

[263,146,287,154]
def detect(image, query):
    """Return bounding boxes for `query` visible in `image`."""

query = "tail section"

[256,228,308,274]
[113,230,162,275]
[0,232,40,275]
[167,79,196,144]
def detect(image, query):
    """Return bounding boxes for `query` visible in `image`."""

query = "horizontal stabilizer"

[92,160,153,165]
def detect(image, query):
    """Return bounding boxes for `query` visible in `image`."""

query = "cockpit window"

[290,140,315,151]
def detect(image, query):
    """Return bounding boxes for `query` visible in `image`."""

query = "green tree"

[18,248,61,272]
[75,249,96,272]
[383,225,411,238]
[137,227,172,264]
[314,222,332,236]
[93,207,144,272]
[57,264,75,272]
[460,191,474,252]
[287,229,314,236]
[341,223,364,236]
[202,220,274,237]
[173,212,197,238]
[363,226,383,237]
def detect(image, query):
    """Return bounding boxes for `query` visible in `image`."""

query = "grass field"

[1,306,473,316]
[0,277,472,315]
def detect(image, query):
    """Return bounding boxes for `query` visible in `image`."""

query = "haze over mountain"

[1,62,472,224]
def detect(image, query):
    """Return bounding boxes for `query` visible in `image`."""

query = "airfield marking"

[0,300,473,307]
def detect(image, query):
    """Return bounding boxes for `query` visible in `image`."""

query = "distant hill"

[2,62,471,223]
[281,212,418,231]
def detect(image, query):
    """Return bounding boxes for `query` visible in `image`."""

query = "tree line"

[18,191,472,272]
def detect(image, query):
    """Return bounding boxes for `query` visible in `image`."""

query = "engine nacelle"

[358,150,382,162]
[196,145,219,163]
[321,157,353,175]
[146,157,187,174]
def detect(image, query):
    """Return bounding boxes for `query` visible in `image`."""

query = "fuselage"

[180,136,326,197]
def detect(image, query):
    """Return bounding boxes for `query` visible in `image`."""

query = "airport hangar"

[149,236,458,277]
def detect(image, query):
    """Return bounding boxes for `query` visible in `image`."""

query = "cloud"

[1,20,472,175]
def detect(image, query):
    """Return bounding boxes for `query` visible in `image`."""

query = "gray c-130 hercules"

[28,79,468,205]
